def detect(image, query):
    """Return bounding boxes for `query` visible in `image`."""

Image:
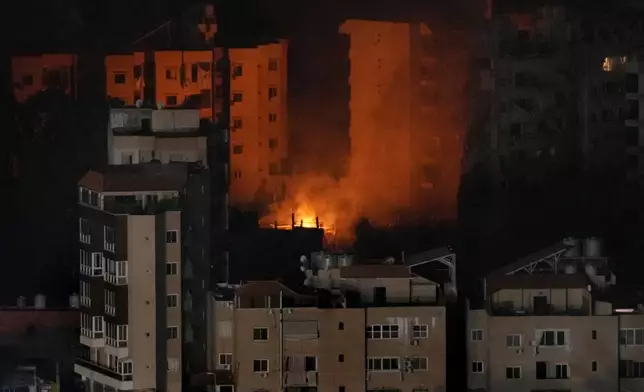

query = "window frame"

[166,262,179,276]
[366,356,400,372]
[505,366,521,379]
[165,230,178,244]
[366,324,400,340]
[471,361,484,374]
[506,334,522,348]
[253,327,269,341]
[167,326,179,340]
[166,294,179,308]
[470,329,484,341]
[219,353,233,366]
[412,324,429,339]
[253,359,269,373]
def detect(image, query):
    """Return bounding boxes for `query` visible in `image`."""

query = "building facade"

[205,250,457,392]
[11,54,77,103]
[73,163,211,392]
[468,238,644,392]
[339,19,466,221]
[104,42,289,208]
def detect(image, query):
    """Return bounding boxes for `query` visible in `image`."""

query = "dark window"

[626,73,639,94]
[233,145,243,154]
[200,89,211,108]
[191,64,199,83]
[232,92,243,102]
[165,68,177,80]
[268,59,278,71]
[627,99,639,120]
[232,117,243,130]
[592,330,597,340]
[268,86,278,99]
[305,356,317,371]
[253,327,268,341]
[514,72,529,87]
[592,361,598,372]
[166,95,178,106]
[510,124,522,140]
[253,359,268,372]
[114,73,126,84]
[373,287,386,306]
[339,387,345,392]
[232,64,243,77]
[338,322,344,330]
[269,113,278,122]
[338,354,344,362]
[627,154,639,170]
[536,361,548,379]
[166,262,178,275]
[165,230,178,243]
[269,138,278,149]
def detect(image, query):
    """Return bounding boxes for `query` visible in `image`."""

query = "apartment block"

[105,41,289,208]
[201,249,457,392]
[11,54,77,103]
[107,108,208,166]
[74,162,211,392]
[340,19,466,220]
[468,237,644,392]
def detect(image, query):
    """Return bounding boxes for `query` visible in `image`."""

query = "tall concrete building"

[468,238,644,392]
[340,19,467,221]
[104,42,289,208]
[73,163,211,392]
[199,249,457,392]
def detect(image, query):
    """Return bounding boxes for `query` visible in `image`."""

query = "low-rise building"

[203,249,457,392]
[468,237,644,392]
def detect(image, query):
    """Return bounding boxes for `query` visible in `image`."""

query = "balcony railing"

[103,197,181,215]
[81,328,103,339]
[80,264,103,277]
[80,296,91,307]
[75,358,132,382]
[105,305,115,317]
[105,338,127,348]
[490,304,590,316]
[104,273,127,285]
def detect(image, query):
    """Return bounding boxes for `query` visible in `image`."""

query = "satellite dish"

[156,102,164,110]
[135,99,143,108]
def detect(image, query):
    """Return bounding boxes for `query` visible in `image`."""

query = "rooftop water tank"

[564,263,577,274]
[321,254,336,270]
[17,296,26,308]
[34,294,46,309]
[584,237,602,258]
[337,254,354,268]
[563,238,581,258]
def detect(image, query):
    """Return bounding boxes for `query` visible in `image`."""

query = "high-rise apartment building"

[340,20,466,220]
[468,237,644,392]
[73,162,211,392]
[11,54,78,103]
[201,250,457,392]
[104,41,289,208]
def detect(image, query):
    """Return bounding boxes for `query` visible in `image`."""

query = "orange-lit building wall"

[12,54,77,103]
[340,20,416,216]
[229,41,289,207]
[105,53,145,106]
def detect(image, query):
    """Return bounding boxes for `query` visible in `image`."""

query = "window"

[628,154,639,170]
[555,364,570,379]
[118,360,133,375]
[219,353,232,367]
[410,357,428,371]
[191,64,199,82]
[269,163,280,175]
[626,73,639,94]
[620,328,644,345]
[80,250,92,276]
[627,99,639,120]
[471,361,484,373]
[167,326,179,339]
[233,170,242,179]
[505,366,521,379]
[338,354,344,362]
[269,113,277,122]
[79,187,99,206]
[253,359,268,372]
[626,126,639,146]
[114,73,126,84]
[91,253,104,276]
[232,117,243,130]
[412,325,429,339]
[305,356,317,371]
[367,357,399,371]
[592,330,597,340]
[104,290,116,316]
[537,329,567,346]
[592,361,597,372]
[268,59,278,71]
[338,322,344,330]
[232,92,243,102]
[470,329,483,341]
[166,95,178,106]
[232,64,243,77]
[166,262,178,275]
[233,145,244,154]
[104,226,115,252]
[253,327,268,341]
[79,218,91,244]
[366,324,399,339]
[165,230,178,243]
[106,323,128,347]
[167,358,180,372]
[80,281,91,307]
[621,360,644,378]
[166,294,179,308]
[268,138,278,149]
[339,387,345,392]
[165,68,177,80]
[506,334,521,348]
[268,86,278,100]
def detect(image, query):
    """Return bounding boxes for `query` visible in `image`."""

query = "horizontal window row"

[470,328,644,347]
[251,324,430,341]
[78,218,179,245]
[471,361,572,379]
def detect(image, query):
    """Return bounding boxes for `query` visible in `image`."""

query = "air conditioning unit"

[410,339,419,346]
[260,372,268,378]
[404,368,413,373]
[221,364,231,370]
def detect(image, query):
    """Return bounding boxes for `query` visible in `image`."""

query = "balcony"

[490,304,590,317]
[283,371,318,387]
[74,358,133,391]
[104,273,127,285]
[103,196,180,215]
[80,329,104,348]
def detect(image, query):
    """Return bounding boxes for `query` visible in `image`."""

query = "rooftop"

[78,162,200,193]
